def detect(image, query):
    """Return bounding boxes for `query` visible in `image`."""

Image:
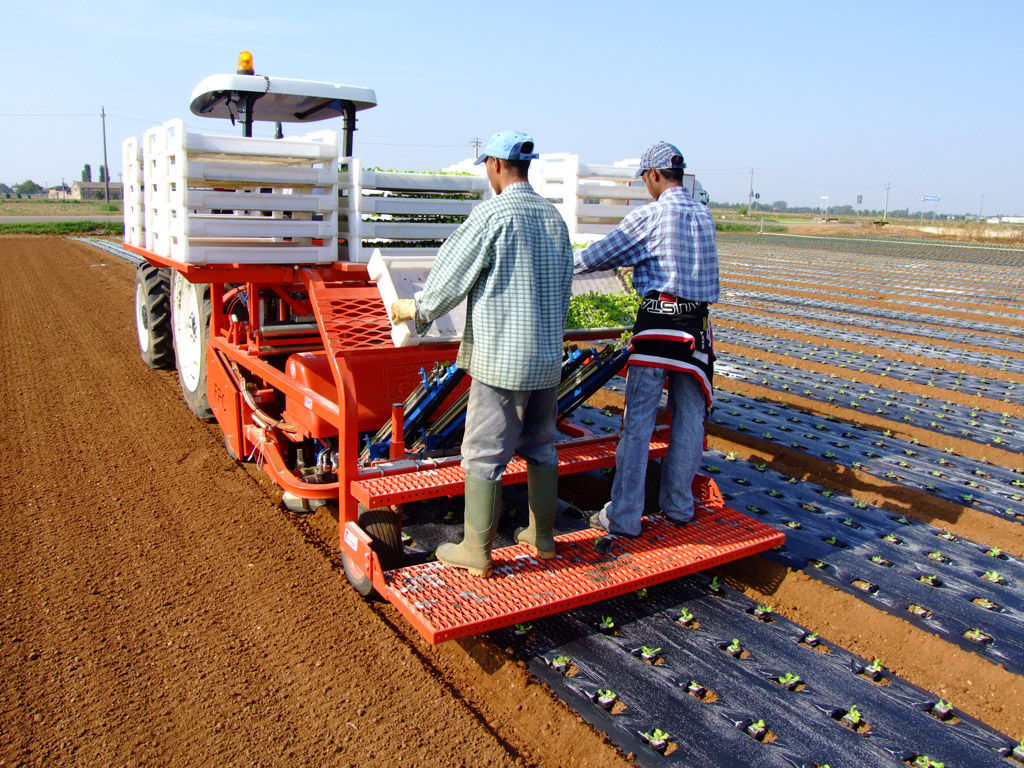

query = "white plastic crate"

[121,136,145,247]
[140,119,340,265]
[530,154,651,244]
[530,153,703,243]
[367,250,465,347]
[340,158,490,263]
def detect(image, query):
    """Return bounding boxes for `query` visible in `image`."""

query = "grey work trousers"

[460,380,559,482]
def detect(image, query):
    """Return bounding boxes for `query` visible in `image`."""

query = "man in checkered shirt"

[390,129,574,577]
[574,140,719,537]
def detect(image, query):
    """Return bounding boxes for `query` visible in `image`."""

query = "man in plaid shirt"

[574,140,719,537]
[390,130,574,576]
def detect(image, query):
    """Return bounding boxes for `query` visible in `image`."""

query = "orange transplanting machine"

[123,54,783,643]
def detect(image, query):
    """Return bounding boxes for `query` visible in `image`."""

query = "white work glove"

[390,299,417,324]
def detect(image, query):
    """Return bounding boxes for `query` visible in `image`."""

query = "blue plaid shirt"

[574,186,719,302]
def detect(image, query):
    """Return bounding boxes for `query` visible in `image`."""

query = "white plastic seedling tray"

[369,251,631,348]
[367,251,466,347]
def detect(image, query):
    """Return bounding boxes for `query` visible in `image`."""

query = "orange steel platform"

[381,505,785,644]
[353,430,672,509]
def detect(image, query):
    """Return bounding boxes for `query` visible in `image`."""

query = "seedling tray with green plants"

[492,573,1016,768]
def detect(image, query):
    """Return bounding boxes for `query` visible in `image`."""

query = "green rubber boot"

[436,476,502,577]
[514,464,558,560]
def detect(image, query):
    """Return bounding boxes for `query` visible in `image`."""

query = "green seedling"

[982,570,1005,584]
[709,576,723,593]
[752,604,773,619]
[598,616,616,632]
[802,632,820,646]
[937,530,957,541]
[725,638,743,656]
[845,704,863,725]
[513,622,533,634]
[551,655,571,672]
[911,757,944,768]
[918,574,940,587]
[930,700,954,720]
[865,658,884,676]
[908,603,933,618]
[686,680,708,697]
[777,672,801,690]
[641,728,670,750]
[595,689,618,708]
[964,628,992,644]
[986,547,1003,558]
[1013,738,1024,759]
[972,597,999,610]
[746,719,768,739]
[677,607,694,626]
[639,645,661,662]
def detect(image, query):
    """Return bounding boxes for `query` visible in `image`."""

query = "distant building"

[48,185,72,200]
[71,181,123,201]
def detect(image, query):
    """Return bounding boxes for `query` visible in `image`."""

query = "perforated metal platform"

[353,429,672,508]
[382,506,785,644]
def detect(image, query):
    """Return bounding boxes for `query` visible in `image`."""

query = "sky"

[2,0,1022,216]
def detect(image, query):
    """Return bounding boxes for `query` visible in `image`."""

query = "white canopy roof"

[189,74,377,123]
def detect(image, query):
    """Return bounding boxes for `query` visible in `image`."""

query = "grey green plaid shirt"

[415,182,573,390]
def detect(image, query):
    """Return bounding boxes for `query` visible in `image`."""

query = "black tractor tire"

[343,506,404,597]
[134,265,174,369]
[170,272,214,420]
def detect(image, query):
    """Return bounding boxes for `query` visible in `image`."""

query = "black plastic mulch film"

[721,287,1020,347]
[715,355,1023,454]
[493,575,1018,768]
[568,404,1024,674]
[715,307,1024,376]
[721,294,1024,356]
[713,323,1022,403]
[708,390,1024,525]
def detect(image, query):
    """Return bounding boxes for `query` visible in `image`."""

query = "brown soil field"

[1,235,1022,766]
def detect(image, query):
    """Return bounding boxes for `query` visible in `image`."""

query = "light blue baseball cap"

[474,129,540,165]
[634,140,686,179]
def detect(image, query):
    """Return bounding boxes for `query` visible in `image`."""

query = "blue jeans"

[598,365,706,536]
[460,380,559,482]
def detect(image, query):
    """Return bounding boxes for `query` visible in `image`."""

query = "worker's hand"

[390,299,417,324]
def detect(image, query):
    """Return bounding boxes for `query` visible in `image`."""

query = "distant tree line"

[710,199,986,221]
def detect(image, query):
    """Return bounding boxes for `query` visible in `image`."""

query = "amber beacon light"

[236,50,254,75]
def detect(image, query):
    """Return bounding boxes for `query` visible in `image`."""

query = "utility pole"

[883,181,891,221]
[747,168,754,217]
[471,137,482,158]
[101,107,110,205]
[979,193,985,218]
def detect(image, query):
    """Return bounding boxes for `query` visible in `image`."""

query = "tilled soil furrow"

[0,237,619,768]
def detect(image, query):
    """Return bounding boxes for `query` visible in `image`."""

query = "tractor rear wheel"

[170,272,213,420]
[134,265,174,369]
[343,506,404,597]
